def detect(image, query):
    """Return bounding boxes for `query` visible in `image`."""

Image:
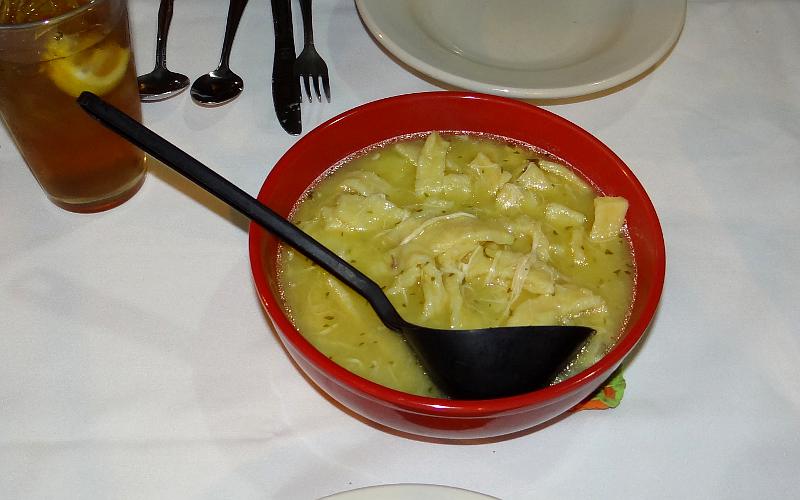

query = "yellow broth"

[279,133,634,397]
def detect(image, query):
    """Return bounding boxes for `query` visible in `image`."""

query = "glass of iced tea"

[0,0,145,213]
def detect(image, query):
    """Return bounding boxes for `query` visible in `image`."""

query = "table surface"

[2,1,799,498]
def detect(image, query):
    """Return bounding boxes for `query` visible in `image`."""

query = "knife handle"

[271,0,294,46]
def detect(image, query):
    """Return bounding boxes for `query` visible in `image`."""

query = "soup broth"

[279,133,634,397]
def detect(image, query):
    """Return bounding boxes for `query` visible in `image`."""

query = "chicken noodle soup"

[279,133,634,397]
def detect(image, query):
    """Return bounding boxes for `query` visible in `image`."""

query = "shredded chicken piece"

[398,212,476,246]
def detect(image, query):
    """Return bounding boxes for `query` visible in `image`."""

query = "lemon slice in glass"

[47,40,131,97]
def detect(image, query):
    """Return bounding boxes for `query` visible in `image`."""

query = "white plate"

[321,484,498,500]
[355,0,686,99]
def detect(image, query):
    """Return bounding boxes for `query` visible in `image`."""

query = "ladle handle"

[76,92,406,331]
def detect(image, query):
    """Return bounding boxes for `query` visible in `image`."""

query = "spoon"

[137,0,189,101]
[77,92,594,400]
[190,0,249,105]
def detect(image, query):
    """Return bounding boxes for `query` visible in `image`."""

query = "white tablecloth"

[2,1,799,498]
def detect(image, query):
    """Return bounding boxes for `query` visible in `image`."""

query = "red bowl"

[249,92,665,440]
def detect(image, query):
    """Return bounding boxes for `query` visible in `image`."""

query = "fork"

[294,0,330,102]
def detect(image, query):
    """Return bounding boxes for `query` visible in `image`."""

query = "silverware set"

[136,0,331,134]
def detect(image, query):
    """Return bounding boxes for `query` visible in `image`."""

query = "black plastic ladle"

[77,92,593,400]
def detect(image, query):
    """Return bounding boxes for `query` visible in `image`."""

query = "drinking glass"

[0,0,146,213]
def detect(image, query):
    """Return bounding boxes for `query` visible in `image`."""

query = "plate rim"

[355,0,687,99]
[321,483,499,499]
